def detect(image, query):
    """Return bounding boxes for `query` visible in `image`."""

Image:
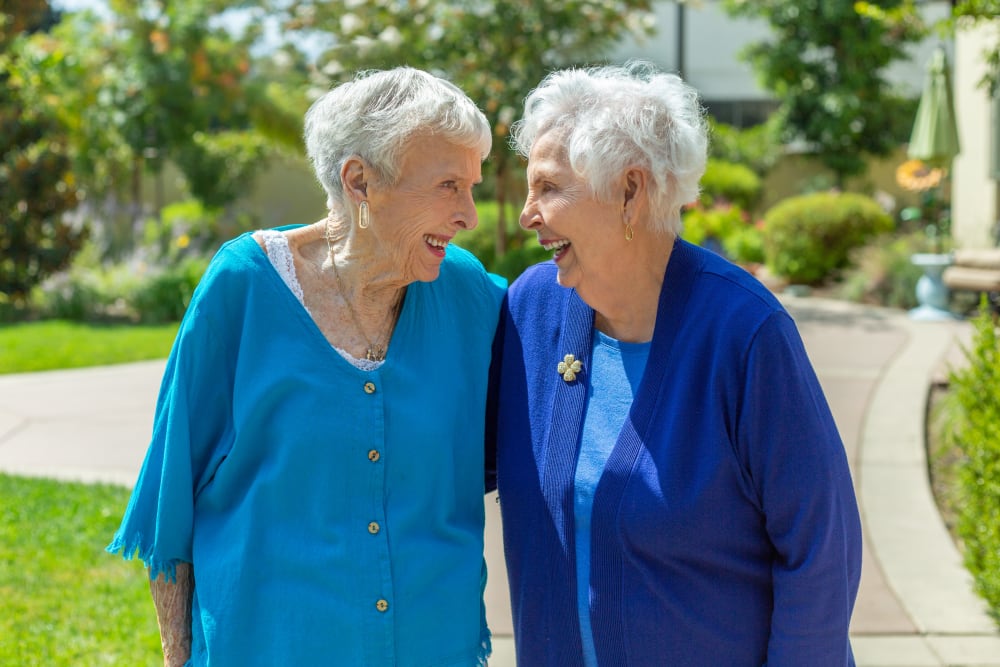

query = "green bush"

[131,257,209,324]
[762,192,894,285]
[708,117,783,176]
[699,159,763,213]
[946,302,1000,627]
[723,224,766,265]
[681,204,745,248]
[681,204,765,266]
[29,241,142,322]
[837,232,931,309]
[455,201,549,282]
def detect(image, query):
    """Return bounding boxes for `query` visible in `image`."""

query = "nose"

[519,200,540,230]
[455,189,479,231]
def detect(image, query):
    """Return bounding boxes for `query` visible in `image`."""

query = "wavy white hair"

[305,67,492,212]
[511,61,708,235]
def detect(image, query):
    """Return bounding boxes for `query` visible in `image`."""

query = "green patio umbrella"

[908,46,961,168]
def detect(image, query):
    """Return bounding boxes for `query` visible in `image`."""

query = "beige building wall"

[952,22,1000,249]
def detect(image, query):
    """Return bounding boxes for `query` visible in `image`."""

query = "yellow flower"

[896,159,943,192]
[557,354,583,382]
[176,234,191,249]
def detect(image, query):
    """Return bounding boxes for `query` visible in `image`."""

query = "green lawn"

[0,474,161,665]
[0,321,178,374]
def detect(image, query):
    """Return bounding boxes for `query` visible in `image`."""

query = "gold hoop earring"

[358,201,370,229]
[624,222,634,241]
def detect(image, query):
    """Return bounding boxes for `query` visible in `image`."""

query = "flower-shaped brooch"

[557,354,583,382]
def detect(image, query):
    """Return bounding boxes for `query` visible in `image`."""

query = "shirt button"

[376,599,389,612]
[363,381,376,394]
[368,449,380,462]
[368,521,380,534]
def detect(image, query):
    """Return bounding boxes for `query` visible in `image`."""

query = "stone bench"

[942,248,1000,312]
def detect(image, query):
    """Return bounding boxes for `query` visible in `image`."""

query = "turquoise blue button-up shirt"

[109,232,505,666]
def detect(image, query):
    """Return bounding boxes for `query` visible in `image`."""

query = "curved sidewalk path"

[1,296,998,665]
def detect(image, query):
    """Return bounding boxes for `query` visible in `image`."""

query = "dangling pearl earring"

[358,201,370,229]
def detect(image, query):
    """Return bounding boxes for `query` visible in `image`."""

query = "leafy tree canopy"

[723,0,926,183]
[266,0,657,253]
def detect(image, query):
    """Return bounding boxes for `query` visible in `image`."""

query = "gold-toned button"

[375,599,389,612]
[368,521,380,534]
[363,382,376,394]
[368,449,380,462]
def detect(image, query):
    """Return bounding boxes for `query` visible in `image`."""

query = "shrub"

[29,240,142,322]
[762,192,894,285]
[946,302,1000,626]
[708,117,783,176]
[837,232,931,309]
[681,203,765,266]
[723,224,766,265]
[681,203,745,249]
[455,201,549,282]
[131,257,209,324]
[699,159,762,213]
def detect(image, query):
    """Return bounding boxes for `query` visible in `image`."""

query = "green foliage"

[173,131,270,210]
[837,231,932,309]
[0,474,162,664]
[722,0,926,183]
[708,117,784,176]
[699,159,763,212]
[131,257,209,324]
[453,201,549,281]
[0,12,87,306]
[0,320,178,373]
[723,224,766,265]
[946,303,1000,626]
[681,203,764,265]
[275,0,655,256]
[28,240,140,322]
[762,191,894,284]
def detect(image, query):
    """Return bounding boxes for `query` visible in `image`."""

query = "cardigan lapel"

[541,285,594,547]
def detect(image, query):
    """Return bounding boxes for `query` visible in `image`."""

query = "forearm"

[149,562,193,667]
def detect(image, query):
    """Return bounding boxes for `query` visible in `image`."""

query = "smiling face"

[365,134,482,283]
[520,131,625,296]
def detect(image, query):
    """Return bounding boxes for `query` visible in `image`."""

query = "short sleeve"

[106,290,235,581]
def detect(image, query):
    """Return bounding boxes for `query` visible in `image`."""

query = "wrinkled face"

[367,135,482,283]
[520,131,623,294]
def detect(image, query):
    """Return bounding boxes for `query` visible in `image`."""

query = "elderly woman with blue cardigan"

[487,61,862,666]
[108,68,503,666]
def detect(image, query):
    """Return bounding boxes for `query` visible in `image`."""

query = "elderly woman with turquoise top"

[108,67,503,666]
[487,61,862,665]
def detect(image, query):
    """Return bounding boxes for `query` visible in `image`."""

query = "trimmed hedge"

[947,303,1000,627]
[761,192,893,285]
[700,159,762,213]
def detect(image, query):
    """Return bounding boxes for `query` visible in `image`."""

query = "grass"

[0,474,162,665]
[0,321,178,374]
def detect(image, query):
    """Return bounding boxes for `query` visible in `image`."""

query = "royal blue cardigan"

[487,239,862,666]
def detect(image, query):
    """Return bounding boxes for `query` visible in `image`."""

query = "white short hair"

[305,67,492,212]
[511,61,708,234]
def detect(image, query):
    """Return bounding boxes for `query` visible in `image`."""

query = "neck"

[589,233,674,343]
[322,218,407,302]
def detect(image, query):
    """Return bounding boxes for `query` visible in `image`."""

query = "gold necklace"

[324,224,403,362]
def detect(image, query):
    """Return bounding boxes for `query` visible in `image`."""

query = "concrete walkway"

[1,296,998,665]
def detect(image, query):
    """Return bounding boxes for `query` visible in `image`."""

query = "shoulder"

[507,261,563,316]
[437,244,507,310]
[679,240,788,329]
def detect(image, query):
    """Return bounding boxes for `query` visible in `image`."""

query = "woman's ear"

[341,156,369,203]
[623,167,647,212]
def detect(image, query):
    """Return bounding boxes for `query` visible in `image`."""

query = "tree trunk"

[494,152,509,257]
